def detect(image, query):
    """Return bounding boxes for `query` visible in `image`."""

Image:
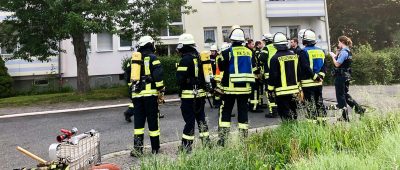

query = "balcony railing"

[266,0,326,18]
[3,55,59,77]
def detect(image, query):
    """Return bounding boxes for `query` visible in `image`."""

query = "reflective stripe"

[152,60,161,65]
[156,81,164,87]
[252,67,258,72]
[307,49,325,72]
[267,44,277,68]
[134,128,145,135]
[128,82,132,86]
[223,82,251,94]
[276,89,299,96]
[275,85,299,92]
[219,121,231,128]
[199,132,209,137]
[301,80,323,87]
[313,74,318,80]
[181,89,206,98]
[238,123,249,130]
[177,67,187,71]
[144,57,150,76]
[268,85,275,91]
[318,72,325,78]
[149,130,160,137]
[182,134,195,140]
[132,89,158,98]
[128,103,134,108]
[193,59,198,78]
[264,73,270,79]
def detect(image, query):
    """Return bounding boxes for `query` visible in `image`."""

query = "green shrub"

[159,55,180,94]
[0,56,14,98]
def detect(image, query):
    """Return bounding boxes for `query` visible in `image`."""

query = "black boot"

[180,139,193,154]
[217,127,229,147]
[338,107,350,122]
[239,129,248,139]
[131,135,144,157]
[124,108,134,122]
[354,105,366,115]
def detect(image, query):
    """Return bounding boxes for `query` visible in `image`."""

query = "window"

[270,26,299,38]
[119,37,132,51]
[241,26,254,39]
[160,23,183,37]
[222,26,232,43]
[97,32,113,52]
[204,27,217,45]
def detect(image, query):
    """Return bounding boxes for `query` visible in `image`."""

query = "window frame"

[203,27,217,47]
[96,32,114,52]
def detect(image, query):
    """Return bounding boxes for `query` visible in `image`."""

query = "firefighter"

[210,45,221,108]
[267,32,301,121]
[247,39,263,113]
[217,28,255,146]
[255,41,266,110]
[260,33,278,118]
[130,36,164,157]
[299,29,327,121]
[329,36,365,121]
[176,33,210,152]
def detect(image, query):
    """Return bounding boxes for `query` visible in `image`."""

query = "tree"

[0,56,13,98]
[328,0,400,50]
[0,0,193,93]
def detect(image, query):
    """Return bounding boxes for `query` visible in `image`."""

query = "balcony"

[266,0,326,18]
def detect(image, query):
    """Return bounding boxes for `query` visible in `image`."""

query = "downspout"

[58,41,63,88]
[323,0,331,52]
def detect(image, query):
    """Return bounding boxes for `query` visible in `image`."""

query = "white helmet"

[231,25,240,30]
[210,45,218,51]
[298,29,307,39]
[273,32,288,45]
[303,29,317,42]
[137,36,154,47]
[229,28,245,42]
[262,33,273,41]
[220,43,231,51]
[178,33,196,45]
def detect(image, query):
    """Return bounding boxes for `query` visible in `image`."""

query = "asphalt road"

[0,101,280,169]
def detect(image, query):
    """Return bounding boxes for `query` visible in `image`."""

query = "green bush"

[159,55,180,94]
[324,45,398,85]
[0,56,14,98]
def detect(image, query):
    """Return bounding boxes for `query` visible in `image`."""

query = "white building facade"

[2,0,330,91]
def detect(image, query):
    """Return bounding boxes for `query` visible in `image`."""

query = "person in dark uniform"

[247,39,263,113]
[176,33,210,152]
[130,36,164,157]
[210,45,221,108]
[329,36,365,121]
[267,32,301,121]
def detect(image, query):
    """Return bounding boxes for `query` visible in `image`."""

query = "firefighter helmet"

[229,28,245,42]
[137,36,154,47]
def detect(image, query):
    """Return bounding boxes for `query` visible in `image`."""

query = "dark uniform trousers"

[276,94,298,120]
[334,76,362,110]
[303,86,327,118]
[132,96,160,152]
[219,94,249,142]
[181,97,209,148]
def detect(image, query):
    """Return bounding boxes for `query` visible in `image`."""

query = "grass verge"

[140,111,400,170]
[0,86,129,108]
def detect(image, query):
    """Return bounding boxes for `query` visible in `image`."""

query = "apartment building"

[2,0,330,91]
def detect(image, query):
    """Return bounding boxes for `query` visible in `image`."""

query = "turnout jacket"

[176,51,206,99]
[299,45,326,87]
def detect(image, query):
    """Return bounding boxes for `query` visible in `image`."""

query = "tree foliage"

[0,56,13,98]
[0,0,193,93]
[328,0,400,50]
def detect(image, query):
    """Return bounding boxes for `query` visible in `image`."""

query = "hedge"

[324,45,399,85]
[0,56,14,98]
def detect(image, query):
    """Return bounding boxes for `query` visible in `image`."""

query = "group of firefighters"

[123,26,366,156]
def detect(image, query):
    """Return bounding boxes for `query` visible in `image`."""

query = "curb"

[101,124,280,160]
[0,98,180,119]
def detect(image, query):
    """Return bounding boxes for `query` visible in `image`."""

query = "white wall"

[183,0,265,51]
[60,34,132,77]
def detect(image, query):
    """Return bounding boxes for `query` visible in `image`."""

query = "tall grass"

[140,111,400,170]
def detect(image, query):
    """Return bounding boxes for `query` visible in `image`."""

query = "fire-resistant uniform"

[176,34,210,152]
[299,30,327,120]
[217,28,255,146]
[267,33,301,120]
[210,46,222,108]
[260,34,278,117]
[249,47,263,112]
[130,36,164,156]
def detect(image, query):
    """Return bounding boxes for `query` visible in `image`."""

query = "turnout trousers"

[180,97,210,151]
[132,96,160,153]
[302,86,327,119]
